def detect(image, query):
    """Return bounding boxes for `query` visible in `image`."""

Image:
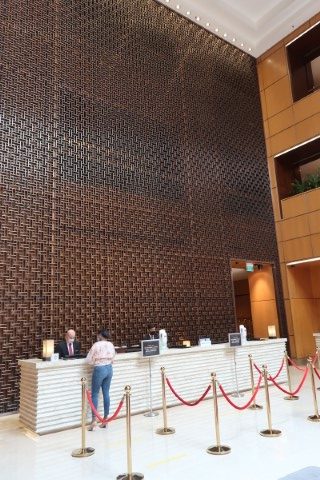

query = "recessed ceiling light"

[186,11,190,15]
[223,33,227,37]
[240,43,244,47]
[232,38,236,42]
[176,4,180,9]
[287,257,320,266]
[215,28,219,32]
[248,47,252,51]
[195,16,200,21]
[206,22,210,27]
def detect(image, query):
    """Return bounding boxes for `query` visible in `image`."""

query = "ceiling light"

[232,38,236,42]
[215,28,219,32]
[248,47,252,52]
[206,22,210,27]
[274,134,320,158]
[186,11,190,15]
[287,257,320,266]
[195,16,200,21]
[223,33,227,37]
[240,43,244,47]
[176,4,180,9]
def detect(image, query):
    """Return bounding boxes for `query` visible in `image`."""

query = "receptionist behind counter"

[143,325,159,341]
[55,329,81,358]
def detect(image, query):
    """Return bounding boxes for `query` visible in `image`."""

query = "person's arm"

[108,342,116,364]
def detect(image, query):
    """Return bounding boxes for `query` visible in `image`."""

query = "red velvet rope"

[267,365,309,395]
[254,359,284,380]
[166,378,211,406]
[314,365,320,381]
[218,374,262,410]
[287,356,305,371]
[86,390,124,424]
[271,358,285,380]
[254,363,262,374]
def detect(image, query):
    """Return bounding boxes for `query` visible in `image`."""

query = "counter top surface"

[19,338,287,369]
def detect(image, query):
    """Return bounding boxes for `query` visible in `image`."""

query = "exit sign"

[246,262,254,272]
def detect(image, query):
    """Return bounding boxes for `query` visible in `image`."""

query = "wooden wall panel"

[264,77,292,118]
[283,236,313,262]
[260,47,288,88]
[280,216,310,241]
[291,298,319,357]
[248,266,280,339]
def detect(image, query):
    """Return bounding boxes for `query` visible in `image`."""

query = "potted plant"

[291,168,320,195]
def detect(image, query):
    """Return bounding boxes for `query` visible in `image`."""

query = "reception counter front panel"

[19,339,286,434]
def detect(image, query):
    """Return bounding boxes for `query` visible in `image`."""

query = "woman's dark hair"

[98,328,109,339]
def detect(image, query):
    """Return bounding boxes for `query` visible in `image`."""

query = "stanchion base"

[116,473,144,480]
[248,404,263,410]
[308,414,320,422]
[144,411,159,417]
[71,447,95,457]
[259,429,282,437]
[207,445,231,455]
[156,427,175,435]
[284,395,299,400]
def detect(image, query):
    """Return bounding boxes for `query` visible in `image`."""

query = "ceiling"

[157,0,320,57]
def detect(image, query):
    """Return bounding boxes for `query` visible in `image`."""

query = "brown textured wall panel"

[0,0,285,413]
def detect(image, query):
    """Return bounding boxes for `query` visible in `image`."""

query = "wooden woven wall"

[0,0,285,413]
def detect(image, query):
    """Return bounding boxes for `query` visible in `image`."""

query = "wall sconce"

[267,325,277,339]
[42,339,54,361]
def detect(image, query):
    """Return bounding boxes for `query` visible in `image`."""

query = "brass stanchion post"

[307,357,320,422]
[284,350,299,401]
[260,366,281,437]
[248,354,263,410]
[117,386,144,480]
[207,372,231,455]
[156,367,175,435]
[71,377,95,457]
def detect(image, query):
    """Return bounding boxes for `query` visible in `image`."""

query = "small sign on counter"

[198,337,211,347]
[228,333,242,347]
[141,339,160,357]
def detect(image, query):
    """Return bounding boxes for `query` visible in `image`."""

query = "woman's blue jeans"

[91,364,113,421]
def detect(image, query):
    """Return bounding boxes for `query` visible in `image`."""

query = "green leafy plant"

[292,168,320,195]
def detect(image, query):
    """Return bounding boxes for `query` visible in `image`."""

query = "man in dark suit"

[143,325,159,340]
[55,329,81,358]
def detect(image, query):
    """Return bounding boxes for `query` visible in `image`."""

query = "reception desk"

[19,339,286,434]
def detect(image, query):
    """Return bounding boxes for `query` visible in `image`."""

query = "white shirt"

[86,340,116,366]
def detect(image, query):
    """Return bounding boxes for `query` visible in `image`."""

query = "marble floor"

[1,367,319,480]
